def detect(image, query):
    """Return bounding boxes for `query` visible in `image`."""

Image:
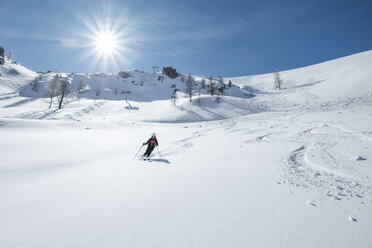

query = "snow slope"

[0,51,372,248]
[0,58,37,93]
[228,50,372,99]
[1,63,253,122]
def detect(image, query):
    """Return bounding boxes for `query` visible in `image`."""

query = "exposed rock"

[8,68,18,75]
[118,70,132,78]
[162,66,179,79]
[0,46,4,65]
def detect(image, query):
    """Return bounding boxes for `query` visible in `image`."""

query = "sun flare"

[93,31,118,56]
[72,4,139,71]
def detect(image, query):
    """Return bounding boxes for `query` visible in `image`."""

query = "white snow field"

[0,51,372,247]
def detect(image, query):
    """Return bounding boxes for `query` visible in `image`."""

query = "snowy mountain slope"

[0,58,37,93]
[0,51,372,248]
[2,50,370,123]
[229,50,372,99]
[19,70,248,101]
[0,65,251,122]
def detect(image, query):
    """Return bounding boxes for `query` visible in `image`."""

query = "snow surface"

[0,51,372,247]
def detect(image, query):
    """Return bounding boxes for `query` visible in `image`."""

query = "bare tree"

[171,88,179,106]
[30,76,41,92]
[95,82,101,96]
[58,75,71,109]
[200,78,206,89]
[217,75,226,97]
[185,74,195,102]
[197,87,201,106]
[45,74,60,109]
[218,75,224,84]
[8,51,12,60]
[206,76,216,96]
[76,79,85,93]
[215,93,222,104]
[274,69,283,90]
[180,74,185,83]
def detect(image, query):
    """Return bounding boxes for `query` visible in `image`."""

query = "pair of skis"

[141,156,152,161]
[132,144,161,160]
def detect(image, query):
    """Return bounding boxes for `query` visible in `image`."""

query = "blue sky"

[0,0,371,77]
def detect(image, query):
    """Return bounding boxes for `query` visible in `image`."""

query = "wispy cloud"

[0,28,59,42]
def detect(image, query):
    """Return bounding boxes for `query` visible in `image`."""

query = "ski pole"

[133,144,144,160]
[156,146,162,158]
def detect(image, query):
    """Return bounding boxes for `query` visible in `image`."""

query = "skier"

[142,133,159,159]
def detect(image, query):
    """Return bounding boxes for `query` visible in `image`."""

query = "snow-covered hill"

[0,57,37,93]
[1,51,371,123]
[229,50,372,99]
[1,59,255,122]
[0,51,371,248]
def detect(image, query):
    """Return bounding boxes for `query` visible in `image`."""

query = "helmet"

[151,133,156,137]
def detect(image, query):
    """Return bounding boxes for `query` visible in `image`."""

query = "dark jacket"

[144,137,158,149]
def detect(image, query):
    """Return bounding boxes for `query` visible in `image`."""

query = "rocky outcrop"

[0,46,4,65]
[162,66,179,79]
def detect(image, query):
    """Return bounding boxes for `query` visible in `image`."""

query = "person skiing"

[142,133,159,159]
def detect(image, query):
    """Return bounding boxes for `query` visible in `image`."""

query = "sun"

[69,3,140,71]
[93,31,119,56]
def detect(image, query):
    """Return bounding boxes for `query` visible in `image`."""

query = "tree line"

[172,74,233,107]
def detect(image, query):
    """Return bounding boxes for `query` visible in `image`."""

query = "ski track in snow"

[280,123,372,206]
[10,99,109,121]
[233,84,372,216]
[162,130,207,156]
